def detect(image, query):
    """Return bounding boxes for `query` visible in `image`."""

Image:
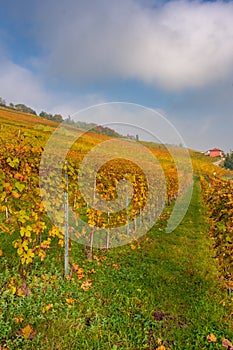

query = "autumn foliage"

[200,175,233,279]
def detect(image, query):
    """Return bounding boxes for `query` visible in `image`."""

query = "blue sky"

[0,0,233,151]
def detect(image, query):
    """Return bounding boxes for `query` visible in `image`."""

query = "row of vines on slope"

[0,133,64,290]
[200,175,233,281]
[0,126,184,285]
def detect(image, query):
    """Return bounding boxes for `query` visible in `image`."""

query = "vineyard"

[1,105,233,349]
[200,176,233,281]
[0,105,193,272]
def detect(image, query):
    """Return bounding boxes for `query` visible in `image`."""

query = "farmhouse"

[126,134,136,140]
[204,148,224,157]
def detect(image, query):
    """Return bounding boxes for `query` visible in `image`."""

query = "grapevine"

[200,175,233,280]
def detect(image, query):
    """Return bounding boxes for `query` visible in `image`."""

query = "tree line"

[0,97,121,138]
[223,152,233,170]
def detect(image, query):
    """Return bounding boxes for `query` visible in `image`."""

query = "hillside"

[1,106,233,349]
[0,105,231,177]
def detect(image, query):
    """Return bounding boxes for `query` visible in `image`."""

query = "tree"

[0,97,6,106]
[15,104,37,115]
[64,116,75,125]
[53,114,63,123]
[39,111,53,120]
[39,111,63,123]
[223,153,233,170]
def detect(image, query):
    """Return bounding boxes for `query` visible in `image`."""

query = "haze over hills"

[0,103,232,181]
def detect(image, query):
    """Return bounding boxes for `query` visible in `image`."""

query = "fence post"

[64,161,69,276]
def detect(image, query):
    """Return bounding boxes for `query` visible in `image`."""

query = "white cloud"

[0,50,51,111]
[0,47,104,115]
[35,0,233,91]
[47,93,106,117]
[1,0,233,151]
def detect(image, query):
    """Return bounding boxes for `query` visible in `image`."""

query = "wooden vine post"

[64,161,69,276]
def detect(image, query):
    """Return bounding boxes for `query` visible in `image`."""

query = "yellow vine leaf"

[38,249,46,261]
[81,279,92,291]
[66,298,74,304]
[17,247,23,256]
[14,316,23,324]
[207,333,217,343]
[222,338,233,349]
[42,303,53,313]
[58,238,64,247]
[21,249,34,265]
[20,324,37,340]
[20,226,32,238]
[77,267,84,280]
[17,288,24,297]
[11,286,17,295]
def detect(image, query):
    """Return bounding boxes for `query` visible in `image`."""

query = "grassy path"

[1,178,233,349]
[35,178,232,349]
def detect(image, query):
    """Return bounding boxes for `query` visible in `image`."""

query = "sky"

[0,0,233,151]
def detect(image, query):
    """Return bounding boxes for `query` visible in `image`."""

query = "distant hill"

[0,103,122,138]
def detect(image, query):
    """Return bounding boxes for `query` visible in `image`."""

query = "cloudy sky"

[0,0,233,151]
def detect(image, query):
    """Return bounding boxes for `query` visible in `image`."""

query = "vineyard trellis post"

[125,177,130,235]
[106,211,110,250]
[64,161,69,276]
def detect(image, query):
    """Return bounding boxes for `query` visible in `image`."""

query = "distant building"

[126,134,136,140]
[204,148,225,157]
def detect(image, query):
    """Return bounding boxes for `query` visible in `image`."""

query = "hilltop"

[0,103,122,138]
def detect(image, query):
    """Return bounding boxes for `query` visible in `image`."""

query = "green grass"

[1,178,233,349]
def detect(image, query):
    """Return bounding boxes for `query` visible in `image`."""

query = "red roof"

[209,148,224,152]
[205,148,224,157]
